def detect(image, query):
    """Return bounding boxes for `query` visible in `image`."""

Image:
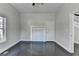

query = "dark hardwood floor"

[0,41,79,56]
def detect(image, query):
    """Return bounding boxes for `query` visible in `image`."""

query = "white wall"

[55,4,79,53]
[0,4,20,53]
[1,3,79,54]
[21,13,55,41]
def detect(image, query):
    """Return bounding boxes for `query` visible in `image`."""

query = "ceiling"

[10,3,64,13]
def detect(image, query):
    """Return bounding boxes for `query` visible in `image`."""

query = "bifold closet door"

[31,27,47,41]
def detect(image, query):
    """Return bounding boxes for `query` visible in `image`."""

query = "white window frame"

[0,16,6,43]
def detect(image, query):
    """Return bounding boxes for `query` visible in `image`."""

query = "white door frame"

[30,26,47,42]
[69,13,75,53]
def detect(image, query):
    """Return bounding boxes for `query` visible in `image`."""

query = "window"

[0,16,6,43]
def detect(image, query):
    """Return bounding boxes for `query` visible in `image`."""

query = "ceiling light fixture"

[32,3,44,6]
[74,14,79,16]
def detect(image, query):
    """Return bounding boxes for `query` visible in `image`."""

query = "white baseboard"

[0,40,20,54]
[55,41,74,53]
[21,39,31,41]
[21,39,55,42]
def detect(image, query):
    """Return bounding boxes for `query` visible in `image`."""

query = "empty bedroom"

[0,3,79,56]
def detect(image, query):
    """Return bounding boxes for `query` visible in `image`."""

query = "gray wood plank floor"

[0,41,79,56]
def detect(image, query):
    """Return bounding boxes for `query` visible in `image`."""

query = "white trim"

[0,40,20,54]
[55,40,74,53]
[69,13,74,53]
[3,17,6,43]
[20,39,31,41]
[30,26,32,41]
[20,38,54,42]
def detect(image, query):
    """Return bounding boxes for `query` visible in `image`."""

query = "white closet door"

[31,27,47,41]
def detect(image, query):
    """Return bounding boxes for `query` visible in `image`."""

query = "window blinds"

[0,16,6,43]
